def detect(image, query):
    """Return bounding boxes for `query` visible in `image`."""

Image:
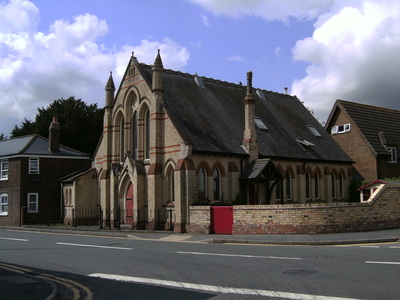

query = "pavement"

[0,225,399,300]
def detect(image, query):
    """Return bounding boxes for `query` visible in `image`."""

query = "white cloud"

[0,1,189,135]
[227,55,244,62]
[291,0,400,121]
[201,14,210,26]
[189,0,334,23]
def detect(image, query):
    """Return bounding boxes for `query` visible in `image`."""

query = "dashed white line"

[0,237,28,242]
[366,261,400,265]
[56,242,132,250]
[177,251,302,260]
[88,273,361,300]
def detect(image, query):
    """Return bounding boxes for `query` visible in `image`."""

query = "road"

[0,229,399,299]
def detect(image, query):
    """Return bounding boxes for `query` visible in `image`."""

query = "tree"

[0,133,6,141]
[12,97,104,155]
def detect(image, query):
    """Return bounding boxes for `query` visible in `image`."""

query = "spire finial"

[153,49,164,70]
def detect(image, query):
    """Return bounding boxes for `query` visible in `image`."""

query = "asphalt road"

[0,229,399,299]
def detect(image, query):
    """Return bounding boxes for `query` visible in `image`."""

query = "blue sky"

[1,0,400,135]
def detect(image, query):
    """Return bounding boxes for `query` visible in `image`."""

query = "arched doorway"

[125,182,134,225]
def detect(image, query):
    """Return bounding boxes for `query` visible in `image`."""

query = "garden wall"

[188,184,400,234]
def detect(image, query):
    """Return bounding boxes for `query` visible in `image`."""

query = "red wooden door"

[125,183,134,225]
[211,206,233,234]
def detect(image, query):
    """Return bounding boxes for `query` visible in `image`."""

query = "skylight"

[297,138,315,147]
[307,125,322,137]
[255,117,268,130]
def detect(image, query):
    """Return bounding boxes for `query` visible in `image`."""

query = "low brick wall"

[188,185,400,234]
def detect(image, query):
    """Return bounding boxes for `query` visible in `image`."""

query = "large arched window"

[213,168,221,201]
[132,112,138,160]
[119,117,125,161]
[285,172,292,200]
[305,171,311,199]
[198,167,207,201]
[144,107,150,159]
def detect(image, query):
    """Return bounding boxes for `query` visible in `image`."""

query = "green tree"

[12,97,104,155]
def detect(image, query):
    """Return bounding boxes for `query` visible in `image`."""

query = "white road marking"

[360,246,380,248]
[389,246,400,249]
[88,273,362,300]
[0,237,28,242]
[177,251,302,260]
[366,261,400,265]
[56,242,132,250]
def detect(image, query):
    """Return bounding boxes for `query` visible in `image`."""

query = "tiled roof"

[0,134,89,158]
[138,64,352,163]
[337,100,400,155]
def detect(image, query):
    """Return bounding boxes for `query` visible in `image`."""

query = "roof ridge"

[339,99,400,115]
[140,63,296,99]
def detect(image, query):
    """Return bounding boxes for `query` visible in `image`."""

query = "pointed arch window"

[119,117,125,161]
[315,173,320,199]
[305,171,311,199]
[198,167,207,201]
[213,168,221,201]
[166,166,175,203]
[332,173,337,199]
[339,173,345,199]
[132,112,138,160]
[285,172,292,200]
[144,108,150,160]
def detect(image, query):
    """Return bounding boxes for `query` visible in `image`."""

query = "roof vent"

[307,125,322,138]
[255,116,268,131]
[194,74,205,88]
[256,89,267,101]
[297,138,315,147]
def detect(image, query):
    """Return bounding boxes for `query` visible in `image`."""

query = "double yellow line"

[0,262,93,300]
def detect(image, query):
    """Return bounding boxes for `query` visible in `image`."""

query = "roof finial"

[152,49,164,70]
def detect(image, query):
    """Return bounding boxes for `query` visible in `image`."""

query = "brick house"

[325,100,400,182]
[0,117,91,226]
[65,51,354,232]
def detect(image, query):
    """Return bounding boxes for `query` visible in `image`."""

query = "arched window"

[132,112,138,160]
[332,173,337,199]
[166,166,174,203]
[144,108,150,159]
[315,173,320,199]
[339,173,345,199]
[119,117,125,161]
[305,171,311,199]
[285,172,292,200]
[213,168,221,201]
[198,167,207,201]
[275,180,282,201]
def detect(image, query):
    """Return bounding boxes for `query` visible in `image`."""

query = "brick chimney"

[49,115,60,153]
[242,71,258,162]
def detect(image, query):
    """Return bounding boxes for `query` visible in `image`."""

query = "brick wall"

[188,184,400,234]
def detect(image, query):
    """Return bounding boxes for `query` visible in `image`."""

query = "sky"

[1,0,400,136]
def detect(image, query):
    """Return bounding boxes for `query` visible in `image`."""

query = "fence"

[63,206,175,231]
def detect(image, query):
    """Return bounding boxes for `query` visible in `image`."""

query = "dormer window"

[255,116,268,131]
[331,123,351,134]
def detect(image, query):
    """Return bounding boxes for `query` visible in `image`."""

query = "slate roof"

[0,134,89,158]
[137,63,352,163]
[331,100,400,156]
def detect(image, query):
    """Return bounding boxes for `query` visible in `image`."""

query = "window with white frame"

[388,147,397,163]
[331,123,351,134]
[0,194,8,216]
[1,160,9,180]
[27,193,38,213]
[29,158,39,174]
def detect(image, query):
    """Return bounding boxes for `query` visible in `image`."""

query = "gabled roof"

[328,100,400,156]
[357,179,400,190]
[0,134,89,158]
[139,64,352,163]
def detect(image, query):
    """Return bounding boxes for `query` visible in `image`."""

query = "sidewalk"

[3,225,400,245]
